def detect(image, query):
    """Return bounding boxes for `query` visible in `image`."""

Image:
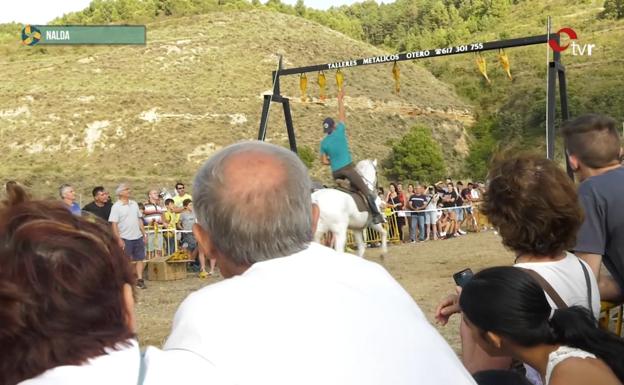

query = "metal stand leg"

[258,94,272,141]
[283,98,297,153]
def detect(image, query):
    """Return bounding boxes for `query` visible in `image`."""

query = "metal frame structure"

[258,26,570,174]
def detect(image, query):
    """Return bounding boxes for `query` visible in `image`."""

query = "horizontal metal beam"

[278,34,549,76]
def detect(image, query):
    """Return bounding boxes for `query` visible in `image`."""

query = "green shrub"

[384,126,446,183]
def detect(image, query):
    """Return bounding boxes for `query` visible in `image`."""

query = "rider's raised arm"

[337,86,346,124]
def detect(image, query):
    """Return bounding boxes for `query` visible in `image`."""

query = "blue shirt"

[320,122,352,172]
[69,202,81,216]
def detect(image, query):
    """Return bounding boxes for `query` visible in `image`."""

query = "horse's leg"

[313,220,327,245]
[372,222,388,259]
[334,226,348,254]
[353,230,365,258]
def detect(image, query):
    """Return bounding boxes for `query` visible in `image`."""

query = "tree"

[294,0,306,17]
[464,117,497,180]
[385,126,446,183]
[602,0,624,19]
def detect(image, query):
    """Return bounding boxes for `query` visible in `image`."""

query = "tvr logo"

[549,27,596,56]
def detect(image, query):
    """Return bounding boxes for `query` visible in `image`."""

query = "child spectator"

[163,198,180,255]
[180,199,216,278]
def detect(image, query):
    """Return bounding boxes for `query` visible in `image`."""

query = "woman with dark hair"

[461,267,624,385]
[0,184,139,385]
[435,154,600,380]
[386,182,404,241]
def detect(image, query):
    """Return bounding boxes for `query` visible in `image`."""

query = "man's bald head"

[193,141,313,266]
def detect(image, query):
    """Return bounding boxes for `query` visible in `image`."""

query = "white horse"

[311,159,388,258]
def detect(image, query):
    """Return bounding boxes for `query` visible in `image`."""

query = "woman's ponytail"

[550,306,624,382]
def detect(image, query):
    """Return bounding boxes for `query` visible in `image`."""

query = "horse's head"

[355,159,378,192]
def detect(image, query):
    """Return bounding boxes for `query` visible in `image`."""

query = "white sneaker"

[458,229,466,235]
[440,231,446,237]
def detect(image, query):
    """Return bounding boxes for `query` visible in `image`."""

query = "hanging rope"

[476,53,491,85]
[498,49,513,80]
[392,61,400,94]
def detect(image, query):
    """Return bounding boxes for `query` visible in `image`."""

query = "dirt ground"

[135,231,514,351]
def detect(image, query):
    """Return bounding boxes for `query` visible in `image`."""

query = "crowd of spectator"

[52,181,216,285]
[1,114,624,385]
[379,179,489,243]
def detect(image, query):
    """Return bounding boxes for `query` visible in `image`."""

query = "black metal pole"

[282,98,297,153]
[558,62,574,179]
[258,94,272,141]
[546,62,557,160]
[278,34,549,76]
[546,32,560,161]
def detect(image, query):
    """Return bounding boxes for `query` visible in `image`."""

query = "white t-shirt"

[514,252,600,317]
[157,243,476,385]
[109,200,143,240]
[545,346,596,385]
[19,340,140,385]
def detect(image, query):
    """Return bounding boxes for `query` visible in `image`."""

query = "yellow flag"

[476,53,491,85]
[299,73,308,102]
[336,69,344,92]
[498,49,512,80]
[392,62,400,94]
[318,71,327,101]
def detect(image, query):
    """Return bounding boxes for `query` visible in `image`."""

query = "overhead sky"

[0,0,392,24]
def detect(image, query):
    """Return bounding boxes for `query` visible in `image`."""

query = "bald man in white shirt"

[144,141,476,385]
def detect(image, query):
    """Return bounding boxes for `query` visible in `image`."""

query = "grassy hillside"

[0,10,471,199]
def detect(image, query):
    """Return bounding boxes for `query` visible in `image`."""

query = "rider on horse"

[319,86,385,225]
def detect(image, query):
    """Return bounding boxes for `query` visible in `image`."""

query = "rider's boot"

[367,194,385,224]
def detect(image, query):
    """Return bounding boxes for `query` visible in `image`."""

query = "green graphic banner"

[32,25,146,45]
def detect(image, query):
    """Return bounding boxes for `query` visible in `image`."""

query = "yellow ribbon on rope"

[392,61,400,94]
[317,71,327,101]
[336,69,344,92]
[498,49,512,81]
[476,53,491,85]
[299,73,308,102]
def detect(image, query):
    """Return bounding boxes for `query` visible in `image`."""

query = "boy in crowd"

[563,114,624,302]
[180,199,215,278]
[163,198,180,255]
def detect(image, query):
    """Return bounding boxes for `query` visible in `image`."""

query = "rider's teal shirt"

[320,122,352,172]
